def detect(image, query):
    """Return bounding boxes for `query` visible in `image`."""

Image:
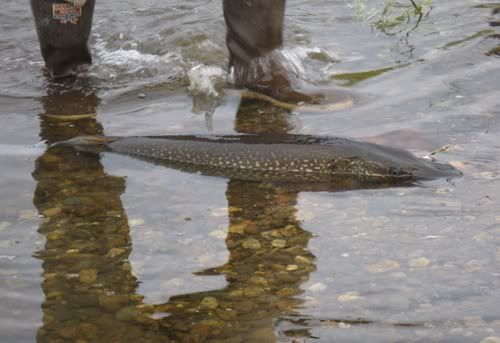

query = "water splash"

[187,64,226,97]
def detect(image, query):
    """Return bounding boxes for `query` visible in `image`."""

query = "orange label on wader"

[52,3,82,24]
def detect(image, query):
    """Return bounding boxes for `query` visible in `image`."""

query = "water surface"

[1,0,499,342]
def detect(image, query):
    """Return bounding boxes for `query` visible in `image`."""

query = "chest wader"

[31,0,95,78]
[223,0,352,112]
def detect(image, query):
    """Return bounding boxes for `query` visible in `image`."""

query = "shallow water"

[1,0,499,342]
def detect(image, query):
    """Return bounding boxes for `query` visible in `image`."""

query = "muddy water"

[1,0,499,342]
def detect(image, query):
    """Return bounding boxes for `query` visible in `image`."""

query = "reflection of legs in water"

[33,82,166,342]
[151,181,315,342]
[486,5,500,57]
[147,77,315,342]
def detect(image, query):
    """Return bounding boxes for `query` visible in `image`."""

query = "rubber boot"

[31,0,95,78]
[223,0,352,112]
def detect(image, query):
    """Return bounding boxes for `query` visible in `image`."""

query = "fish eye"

[389,167,400,176]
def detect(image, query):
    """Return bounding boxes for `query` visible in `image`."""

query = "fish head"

[328,141,462,181]
[327,158,415,181]
[365,144,462,180]
[394,157,462,180]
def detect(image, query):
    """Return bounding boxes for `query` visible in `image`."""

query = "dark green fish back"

[62,134,460,184]
[108,136,340,182]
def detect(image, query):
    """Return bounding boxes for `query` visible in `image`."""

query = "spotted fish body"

[63,134,460,185]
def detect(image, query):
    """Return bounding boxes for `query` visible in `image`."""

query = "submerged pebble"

[99,293,131,311]
[200,297,219,310]
[241,238,261,250]
[409,257,432,269]
[47,230,65,240]
[229,222,246,234]
[337,291,362,302]
[18,209,38,220]
[43,207,62,217]
[366,260,400,273]
[480,337,500,343]
[0,221,11,231]
[276,288,297,297]
[79,269,97,285]
[0,255,16,261]
[215,308,237,321]
[295,255,313,265]
[106,247,126,258]
[209,229,226,239]
[243,286,265,298]
[129,218,145,227]
[76,322,98,339]
[116,305,138,322]
[307,282,327,293]
[271,239,287,248]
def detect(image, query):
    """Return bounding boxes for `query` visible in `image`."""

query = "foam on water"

[90,33,184,84]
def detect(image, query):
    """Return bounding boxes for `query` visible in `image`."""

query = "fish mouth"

[411,160,463,180]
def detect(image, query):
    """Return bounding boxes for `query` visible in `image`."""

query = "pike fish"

[59,134,461,189]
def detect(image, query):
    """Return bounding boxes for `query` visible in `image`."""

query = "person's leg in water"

[31,0,95,78]
[223,0,352,110]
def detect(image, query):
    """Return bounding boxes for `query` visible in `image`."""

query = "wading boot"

[223,0,352,112]
[31,0,95,78]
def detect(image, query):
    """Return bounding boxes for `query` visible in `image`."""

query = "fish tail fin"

[52,135,116,149]
[69,135,116,145]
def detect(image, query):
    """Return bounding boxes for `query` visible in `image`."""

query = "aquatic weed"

[351,0,433,35]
